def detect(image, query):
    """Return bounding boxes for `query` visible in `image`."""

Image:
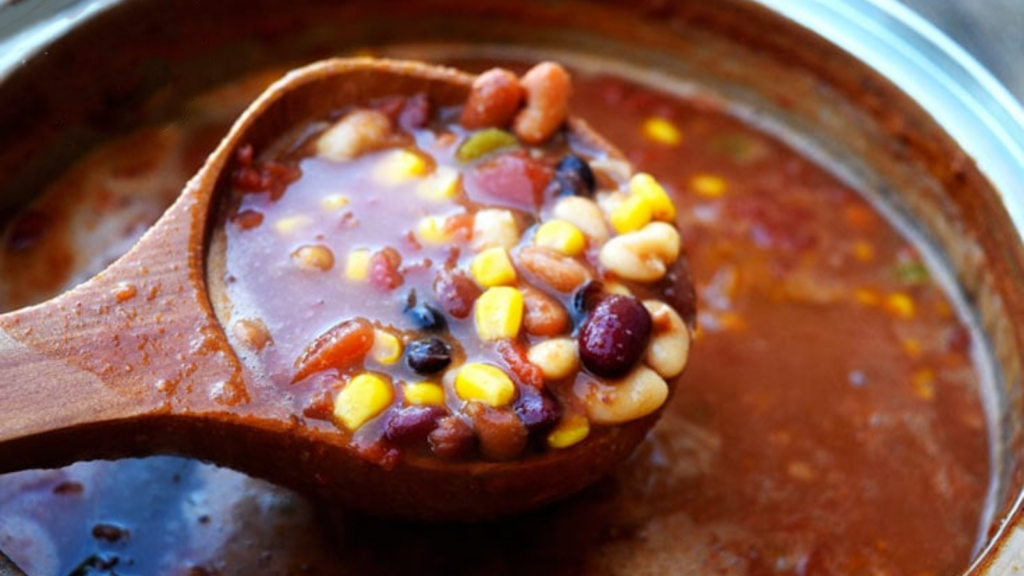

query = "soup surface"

[0,61,991,576]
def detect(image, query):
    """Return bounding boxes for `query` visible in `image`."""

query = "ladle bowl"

[0,58,673,520]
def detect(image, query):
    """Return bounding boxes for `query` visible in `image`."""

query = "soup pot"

[0,0,1021,574]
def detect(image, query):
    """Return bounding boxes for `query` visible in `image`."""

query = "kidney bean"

[429,416,476,460]
[405,337,452,374]
[578,294,652,378]
[460,68,524,130]
[514,386,562,433]
[521,285,570,337]
[384,405,446,444]
[466,402,528,461]
[434,270,481,319]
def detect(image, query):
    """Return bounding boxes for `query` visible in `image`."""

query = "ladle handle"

[0,193,240,472]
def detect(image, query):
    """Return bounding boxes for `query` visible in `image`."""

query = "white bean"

[472,209,520,251]
[315,109,392,161]
[642,300,691,378]
[552,196,609,243]
[527,338,579,381]
[599,221,681,281]
[575,366,669,425]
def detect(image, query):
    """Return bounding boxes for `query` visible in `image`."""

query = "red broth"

[0,67,990,576]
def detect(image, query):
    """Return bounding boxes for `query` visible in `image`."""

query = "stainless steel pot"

[0,0,1021,573]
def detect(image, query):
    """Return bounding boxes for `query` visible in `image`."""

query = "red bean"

[578,294,652,378]
[429,416,475,460]
[370,247,404,291]
[434,270,481,319]
[514,386,562,433]
[384,405,446,444]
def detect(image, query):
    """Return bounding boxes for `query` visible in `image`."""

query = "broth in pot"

[0,57,993,576]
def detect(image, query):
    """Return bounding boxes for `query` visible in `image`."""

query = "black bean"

[406,337,453,374]
[571,280,605,319]
[578,294,652,378]
[404,290,448,332]
[553,154,596,197]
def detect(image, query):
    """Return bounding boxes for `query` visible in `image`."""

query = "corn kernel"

[373,149,429,185]
[642,117,683,146]
[334,373,394,431]
[403,382,445,406]
[455,363,516,407]
[609,194,653,234]
[321,194,351,211]
[911,368,936,401]
[417,165,461,201]
[274,215,311,235]
[691,174,727,198]
[370,328,402,365]
[902,338,923,359]
[470,247,517,287]
[534,220,586,256]
[885,292,916,319]
[417,215,454,244]
[547,414,590,449]
[345,249,371,281]
[852,240,875,261]
[474,286,524,340]
[854,287,881,307]
[630,173,677,221]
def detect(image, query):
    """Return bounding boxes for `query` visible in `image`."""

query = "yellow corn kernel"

[852,240,875,261]
[902,338,923,359]
[345,249,371,281]
[609,194,653,234]
[691,174,728,198]
[718,311,746,332]
[547,414,590,449]
[416,215,453,244]
[416,165,461,201]
[642,116,683,146]
[321,194,350,211]
[370,328,402,365]
[470,247,517,287]
[274,215,310,235]
[885,293,916,319]
[630,173,677,221]
[534,220,586,257]
[403,382,445,406]
[373,149,429,185]
[854,287,881,307]
[911,368,935,401]
[334,373,394,431]
[455,363,516,407]
[474,286,524,341]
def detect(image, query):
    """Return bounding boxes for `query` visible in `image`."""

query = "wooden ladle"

[0,58,676,520]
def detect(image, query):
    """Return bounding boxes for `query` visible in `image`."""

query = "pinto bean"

[521,285,570,336]
[460,68,524,129]
[512,62,571,145]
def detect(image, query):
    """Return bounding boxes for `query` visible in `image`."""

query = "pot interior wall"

[0,0,1021,569]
